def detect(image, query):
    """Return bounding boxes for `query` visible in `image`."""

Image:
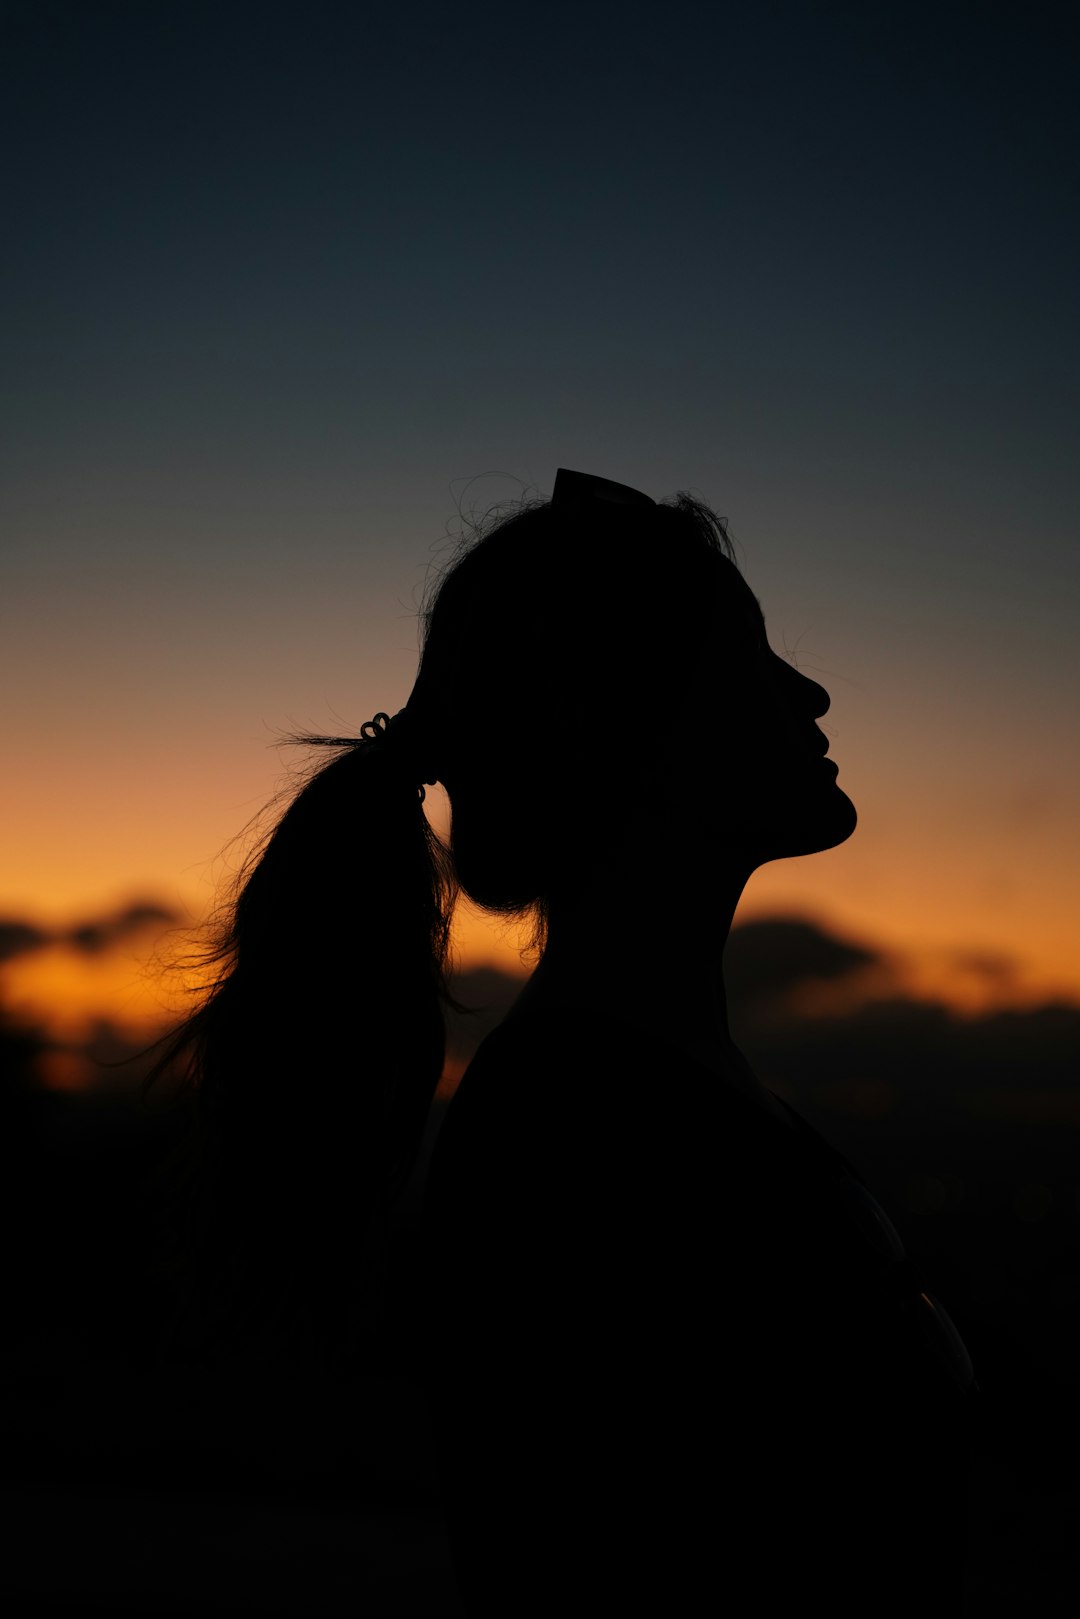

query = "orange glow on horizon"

[6,699,1079,1039]
[4,883,1077,1072]
[5,723,1079,1066]
[0,946,185,1042]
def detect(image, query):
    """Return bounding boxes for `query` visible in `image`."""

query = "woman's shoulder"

[426,1009,634,1196]
[437,1004,764,1141]
[424,1004,796,1232]
[446,1003,778,1104]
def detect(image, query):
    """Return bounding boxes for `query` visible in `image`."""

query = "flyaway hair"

[146,732,456,1371]
[145,475,734,1371]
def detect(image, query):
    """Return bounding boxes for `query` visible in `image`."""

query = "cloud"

[724,916,880,1008]
[444,966,525,1069]
[0,902,181,963]
[65,902,179,955]
[949,949,1020,989]
[441,915,1080,1115]
[0,921,51,963]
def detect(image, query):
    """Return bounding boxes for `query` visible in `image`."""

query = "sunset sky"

[3,1,1078,1044]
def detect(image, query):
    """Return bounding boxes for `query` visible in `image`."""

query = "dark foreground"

[5,971,1080,1613]
[1,1351,463,1617]
[2,1344,1079,1616]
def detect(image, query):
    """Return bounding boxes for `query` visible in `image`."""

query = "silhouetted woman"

[154,470,975,1612]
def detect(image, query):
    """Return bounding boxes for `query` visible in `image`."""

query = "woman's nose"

[777,654,830,718]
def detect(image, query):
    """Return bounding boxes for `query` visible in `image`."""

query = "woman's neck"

[508,847,755,1079]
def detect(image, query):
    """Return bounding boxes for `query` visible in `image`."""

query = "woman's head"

[411,470,855,926]
[146,468,855,1369]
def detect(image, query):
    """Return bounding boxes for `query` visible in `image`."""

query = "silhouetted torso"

[423,1009,975,1614]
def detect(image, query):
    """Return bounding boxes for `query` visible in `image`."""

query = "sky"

[3,0,1079,1044]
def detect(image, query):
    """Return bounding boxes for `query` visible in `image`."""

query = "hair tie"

[359,708,437,800]
[359,712,392,741]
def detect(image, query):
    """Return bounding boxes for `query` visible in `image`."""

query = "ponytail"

[146,720,456,1371]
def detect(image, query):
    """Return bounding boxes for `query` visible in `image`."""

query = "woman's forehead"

[710,556,766,634]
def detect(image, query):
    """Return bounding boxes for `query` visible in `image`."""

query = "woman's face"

[696,563,858,866]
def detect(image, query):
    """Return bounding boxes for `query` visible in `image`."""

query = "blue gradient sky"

[3,1,1078,1020]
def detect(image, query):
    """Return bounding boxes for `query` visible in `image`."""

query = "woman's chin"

[818,783,858,848]
[752,784,858,863]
